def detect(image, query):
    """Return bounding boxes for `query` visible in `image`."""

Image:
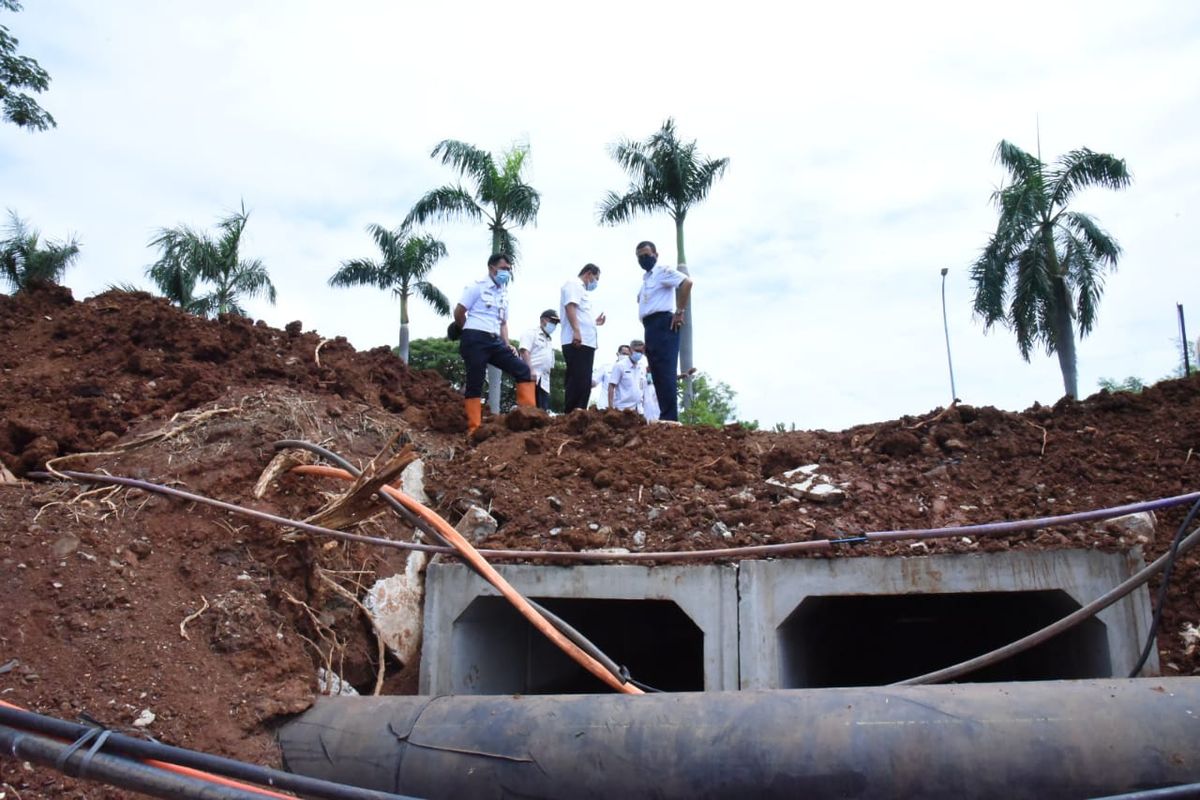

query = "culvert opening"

[778,590,1113,687]
[451,597,704,694]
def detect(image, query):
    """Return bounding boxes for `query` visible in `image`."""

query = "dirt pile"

[1,285,1199,798]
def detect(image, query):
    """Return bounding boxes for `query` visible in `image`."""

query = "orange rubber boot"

[464,397,482,434]
[516,381,536,408]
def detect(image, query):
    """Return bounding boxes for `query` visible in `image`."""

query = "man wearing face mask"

[453,253,536,434]
[607,343,644,412]
[519,308,560,411]
[635,241,693,422]
[560,263,606,412]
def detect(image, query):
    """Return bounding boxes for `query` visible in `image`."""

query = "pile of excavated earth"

[2,285,1199,798]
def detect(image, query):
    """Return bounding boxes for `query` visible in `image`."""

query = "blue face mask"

[585,280,598,292]
[543,322,557,335]
[494,269,511,286]
[630,351,642,363]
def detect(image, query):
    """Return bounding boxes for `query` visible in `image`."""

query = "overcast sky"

[3,1,1198,431]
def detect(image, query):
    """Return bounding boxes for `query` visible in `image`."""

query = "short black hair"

[488,253,511,268]
[635,241,656,253]
[579,263,601,277]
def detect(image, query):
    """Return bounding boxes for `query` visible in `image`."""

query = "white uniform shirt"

[459,277,508,335]
[590,361,611,409]
[519,326,556,392]
[637,264,687,319]
[641,367,661,422]
[608,356,643,411]
[560,278,599,347]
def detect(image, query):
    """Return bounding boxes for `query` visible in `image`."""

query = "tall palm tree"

[0,210,80,292]
[329,224,450,363]
[147,202,276,318]
[598,118,728,406]
[971,140,1131,399]
[406,139,541,410]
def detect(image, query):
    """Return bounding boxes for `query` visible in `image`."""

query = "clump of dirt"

[1,284,1199,798]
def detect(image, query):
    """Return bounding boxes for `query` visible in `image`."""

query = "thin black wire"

[1129,495,1200,677]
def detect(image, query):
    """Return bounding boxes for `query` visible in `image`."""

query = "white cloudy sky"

[3,1,1199,430]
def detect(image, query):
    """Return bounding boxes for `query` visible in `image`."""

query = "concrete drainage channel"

[278,549,1200,799]
[420,549,1157,693]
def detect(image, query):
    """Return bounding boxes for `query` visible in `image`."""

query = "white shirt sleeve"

[459,282,480,310]
[608,362,623,386]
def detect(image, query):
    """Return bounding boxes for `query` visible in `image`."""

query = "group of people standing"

[450,240,693,435]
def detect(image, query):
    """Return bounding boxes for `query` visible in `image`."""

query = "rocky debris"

[1183,622,1200,657]
[400,458,430,505]
[1098,511,1157,543]
[766,464,847,504]
[363,550,427,668]
[132,708,156,728]
[316,668,360,696]
[455,505,498,543]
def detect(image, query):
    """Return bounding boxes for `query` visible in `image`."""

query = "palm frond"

[329,257,384,289]
[1060,211,1121,267]
[404,186,483,228]
[415,280,451,316]
[431,140,496,185]
[1048,149,1132,207]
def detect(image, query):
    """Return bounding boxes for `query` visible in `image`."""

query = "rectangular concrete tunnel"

[420,550,1156,694]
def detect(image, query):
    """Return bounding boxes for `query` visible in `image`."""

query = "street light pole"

[940,268,958,404]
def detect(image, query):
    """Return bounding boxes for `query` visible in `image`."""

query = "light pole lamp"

[940,268,958,404]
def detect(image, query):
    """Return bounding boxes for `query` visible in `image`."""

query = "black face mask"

[638,254,657,270]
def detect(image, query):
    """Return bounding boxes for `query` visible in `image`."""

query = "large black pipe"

[279,679,1200,800]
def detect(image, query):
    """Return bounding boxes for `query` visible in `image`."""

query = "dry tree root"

[906,400,959,431]
[179,596,210,641]
[1022,418,1048,456]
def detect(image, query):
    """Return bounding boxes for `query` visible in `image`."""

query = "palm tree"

[971,140,1131,399]
[0,210,80,292]
[406,139,541,410]
[329,224,450,363]
[598,118,728,406]
[147,202,276,318]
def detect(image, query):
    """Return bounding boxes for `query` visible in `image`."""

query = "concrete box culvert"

[739,549,1157,689]
[419,563,739,695]
[420,550,1155,695]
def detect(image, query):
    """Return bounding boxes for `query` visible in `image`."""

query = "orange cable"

[0,699,296,799]
[291,464,643,695]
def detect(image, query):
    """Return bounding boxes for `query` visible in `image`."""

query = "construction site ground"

[2,285,1199,798]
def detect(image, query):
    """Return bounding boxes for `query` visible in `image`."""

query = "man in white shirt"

[519,308,560,411]
[453,254,536,434]
[560,263,606,412]
[635,241,692,421]
[608,344,644,411]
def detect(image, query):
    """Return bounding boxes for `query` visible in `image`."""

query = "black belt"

[643,311,672,321]
[463,328,501,339]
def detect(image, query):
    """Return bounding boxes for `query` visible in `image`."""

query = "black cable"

[1130,495,1200,677]
[1089,782,1200,799]
[0,722,267,800]
[0,704,419,800]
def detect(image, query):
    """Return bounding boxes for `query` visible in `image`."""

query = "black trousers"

[562,343,595,412]
[535,385,551,411]
[459,329,531,398]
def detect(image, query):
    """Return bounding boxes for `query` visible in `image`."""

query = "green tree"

[1097,376,1145,394]
[329,224,449,363]
[0,210,79,292]
[678,372,739,428]
[407,336,567,413]
[971,140,1131,399]
[406,139,541,411]
[598,118,729,407]
[147,202,276,318]
[1,1,55,131]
